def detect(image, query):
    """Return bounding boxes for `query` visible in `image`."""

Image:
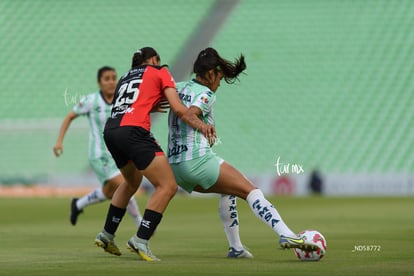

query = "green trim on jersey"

[168,80,216,163]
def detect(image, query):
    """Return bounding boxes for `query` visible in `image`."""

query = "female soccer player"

[53,66,142,227]
[94,47,215,261]
[168,48,318,255]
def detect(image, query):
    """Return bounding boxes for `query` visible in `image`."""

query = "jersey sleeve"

[192,90,216,116]
[159,67,176,90]
[73,94,94,115]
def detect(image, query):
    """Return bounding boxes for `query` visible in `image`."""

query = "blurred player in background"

[53,66,142,227]
[94,47,215,261]
[168,48,318,255]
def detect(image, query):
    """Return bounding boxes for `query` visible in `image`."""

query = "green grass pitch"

[0,195,413,275]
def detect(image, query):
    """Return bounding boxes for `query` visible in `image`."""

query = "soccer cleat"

[279,235,319,251]
[227,246,254,258]
[70,198,83,226]
[127,235,160,261]
[94,231,122,256]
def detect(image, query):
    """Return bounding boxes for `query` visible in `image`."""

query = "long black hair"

[193,47,246,84]
[131,47,160,68]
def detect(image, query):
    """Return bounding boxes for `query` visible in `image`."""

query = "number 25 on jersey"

[113,79,142,108]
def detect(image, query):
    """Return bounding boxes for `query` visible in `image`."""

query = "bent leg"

[111,163,143,208]
[141,155,178,213]
[102,174,124,198]
[102,163,142,236]
[103,172,142,227]
[133,155,178,242]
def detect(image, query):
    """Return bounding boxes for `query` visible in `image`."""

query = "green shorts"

[170,153,224,193]
[89,155,120,185]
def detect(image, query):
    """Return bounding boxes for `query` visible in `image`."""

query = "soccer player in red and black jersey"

[95,47,215,261]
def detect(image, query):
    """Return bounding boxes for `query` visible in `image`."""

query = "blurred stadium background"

[1,0,414,196]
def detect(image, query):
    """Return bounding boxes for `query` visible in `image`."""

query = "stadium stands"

[1,0,413,184]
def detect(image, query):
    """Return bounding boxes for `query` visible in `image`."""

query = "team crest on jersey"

[200,96,209,104]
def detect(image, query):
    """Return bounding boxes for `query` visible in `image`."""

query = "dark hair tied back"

[193,47,246,84]
[131,47,160,68]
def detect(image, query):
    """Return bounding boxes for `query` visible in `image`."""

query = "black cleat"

[70,198,83,225]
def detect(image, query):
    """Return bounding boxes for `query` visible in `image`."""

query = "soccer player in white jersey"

[168,48,318,257]
[53,66,142,227]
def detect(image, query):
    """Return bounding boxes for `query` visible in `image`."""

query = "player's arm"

[53,111,78,157]
[186,105,217,147]
[151,98,170,113]
[163,87,216,141]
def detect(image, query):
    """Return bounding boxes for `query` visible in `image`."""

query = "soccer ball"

[294,230,327,261]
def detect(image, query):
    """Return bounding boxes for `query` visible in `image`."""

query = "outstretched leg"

[197,161,318,251]
[126,155,178,261]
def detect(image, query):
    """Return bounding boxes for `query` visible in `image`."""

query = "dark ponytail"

[131,47,160,68]
[193,47,246,84]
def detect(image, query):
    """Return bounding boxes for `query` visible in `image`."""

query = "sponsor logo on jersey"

[168,144,188,157]
[200,96,209,104]
[179,93,192,102]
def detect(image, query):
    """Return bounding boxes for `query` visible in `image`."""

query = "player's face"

[209,70,223,92]
[99,70,117,95]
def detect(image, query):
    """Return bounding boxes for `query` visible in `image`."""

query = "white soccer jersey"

[73,91,112,160]
[168,80,216,163]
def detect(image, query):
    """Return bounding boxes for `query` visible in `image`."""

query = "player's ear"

[206,69,215,82]
[152,56,160,65]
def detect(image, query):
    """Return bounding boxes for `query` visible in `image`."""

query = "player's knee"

[102,189,114,199]
[161,182,178,198]
[169,183,179,196]
[103,181,119,198]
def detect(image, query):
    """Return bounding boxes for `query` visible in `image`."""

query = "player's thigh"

[142,155,177,192]
[210,161,256,199]
[171,154,221,193]
[120,162,143,189]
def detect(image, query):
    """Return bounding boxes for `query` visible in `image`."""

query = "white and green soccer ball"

[294,230,327,261]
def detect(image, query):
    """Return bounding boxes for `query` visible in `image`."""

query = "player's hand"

[200,125,216,146]
[53,144,63,157]
[151,99,170,113]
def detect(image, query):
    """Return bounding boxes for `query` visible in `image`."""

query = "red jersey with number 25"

[105,65,176,131]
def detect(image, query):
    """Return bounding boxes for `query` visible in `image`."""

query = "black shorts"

[103,126,164,170]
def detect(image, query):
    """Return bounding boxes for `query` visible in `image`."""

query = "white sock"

[126,196,142,227]
[76,187,107,210]
[246,189,295,237]
[219,194,243,250]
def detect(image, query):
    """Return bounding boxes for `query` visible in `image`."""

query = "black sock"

[137,209,163,240]
[104,204,126,235]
